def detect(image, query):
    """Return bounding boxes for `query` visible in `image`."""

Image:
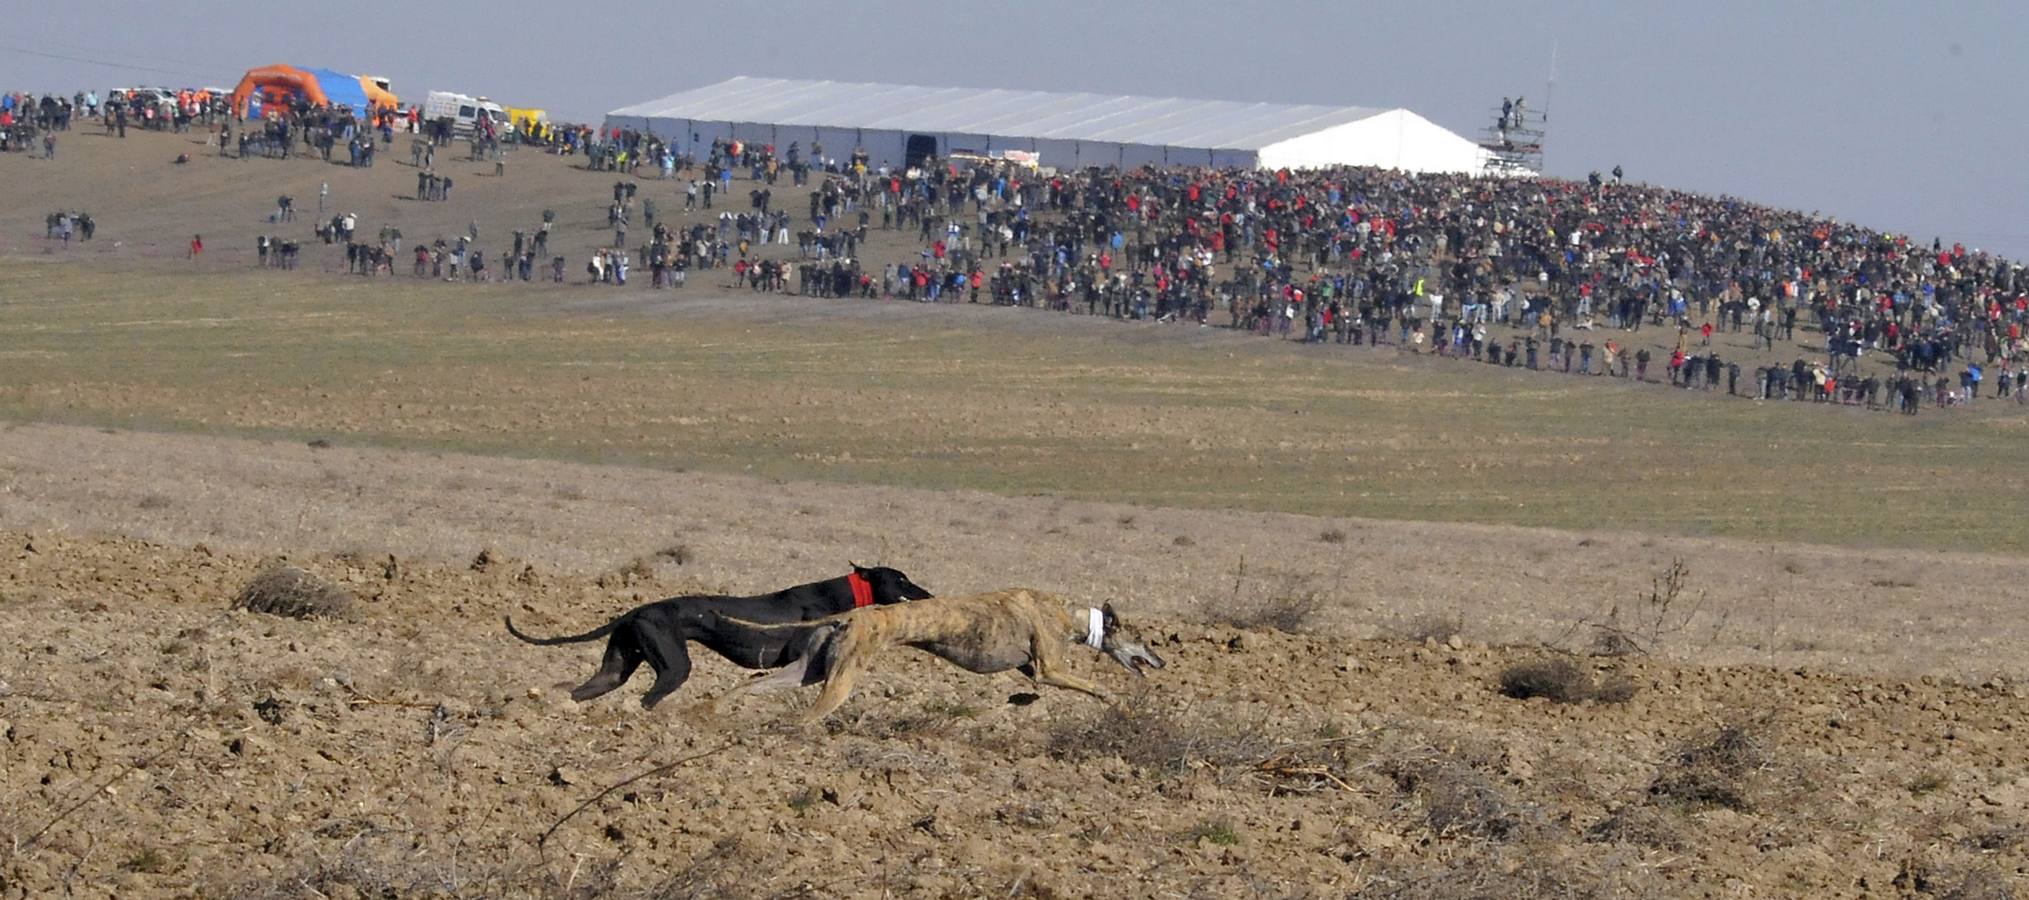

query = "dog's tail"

[504,614,625,646]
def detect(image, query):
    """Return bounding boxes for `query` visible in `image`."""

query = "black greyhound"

[506,564,932,709]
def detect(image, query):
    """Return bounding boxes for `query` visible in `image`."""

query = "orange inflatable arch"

[231,64,397,117]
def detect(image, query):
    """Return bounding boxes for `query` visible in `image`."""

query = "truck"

[421,90,507,137]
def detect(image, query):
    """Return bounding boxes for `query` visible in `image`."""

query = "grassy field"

[4,263,2027,553]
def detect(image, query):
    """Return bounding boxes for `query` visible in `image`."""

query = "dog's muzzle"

[1108,641,1165,677]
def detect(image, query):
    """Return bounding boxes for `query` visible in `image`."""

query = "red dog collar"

[847,571,875,608]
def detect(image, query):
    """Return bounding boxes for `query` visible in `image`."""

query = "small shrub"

[1584,805,1681,849]
[1649,723,1764,811]
[1909,770,1950,797]
[1497,659,1593,703]
[137,493,172,510]
[785,787,823,814]
[1185,819,1239,846]
[1319,527,1348,544]
[1047,699,1271,775]
[1969,825,2026,852]
[1386,757,1532,841]
[614,557,655,585]
[1172,534,1195,547]
[654,544,692,565]
[1497,658,1638,704]
[1201,590,1324,633]
[1116,515,1136,528]
[123,847,169,874]
[233,565,358,621]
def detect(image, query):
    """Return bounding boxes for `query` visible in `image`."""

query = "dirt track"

[2,423,2028,897]
[2,422,2024,679]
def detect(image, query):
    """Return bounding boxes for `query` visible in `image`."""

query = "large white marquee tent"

[604,77,1495,174]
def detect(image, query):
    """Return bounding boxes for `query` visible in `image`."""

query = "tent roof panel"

[608,76,1394,150]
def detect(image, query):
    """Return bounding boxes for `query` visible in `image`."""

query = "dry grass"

[1355,840,1647,899]
[220,830,607,900]
[232,564,357,621]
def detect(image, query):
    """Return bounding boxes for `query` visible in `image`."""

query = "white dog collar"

[1086,607,1105,649]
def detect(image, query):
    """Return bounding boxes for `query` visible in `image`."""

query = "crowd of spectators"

[585,130,2027,412]
[18,88,2026,412]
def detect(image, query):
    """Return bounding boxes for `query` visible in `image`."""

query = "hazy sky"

[8,1,2027,256]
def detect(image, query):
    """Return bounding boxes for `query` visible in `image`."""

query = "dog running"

[505,564,933,709]
[709,588,1166,723]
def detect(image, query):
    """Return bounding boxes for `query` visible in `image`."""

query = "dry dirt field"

[2,129,2027,898]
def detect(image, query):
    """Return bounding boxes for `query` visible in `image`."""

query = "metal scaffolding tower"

[1479,98,1545,176]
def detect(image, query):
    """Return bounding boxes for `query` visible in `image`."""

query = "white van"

[422,90,507,137]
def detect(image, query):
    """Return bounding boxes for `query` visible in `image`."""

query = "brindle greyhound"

[709,588,1166,723]
[506,564,932,709]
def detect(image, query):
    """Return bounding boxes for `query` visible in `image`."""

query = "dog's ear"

[1101,602,1119,629]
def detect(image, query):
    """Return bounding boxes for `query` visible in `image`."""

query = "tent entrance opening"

[905,134,938,168]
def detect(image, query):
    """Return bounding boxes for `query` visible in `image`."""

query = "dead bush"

[1583,805,1682,849]
[1649,723,1764,811]
[233,565,358,621]
[1251,735,1366,796]
[1201,590,1325,633]
[1319,527,1348,544]
[1587,559,1704,656]
[1497,658,1639,704]
[1497,658,1592,703]
[137,493,172,510]
[1046,698,1273,776]
[1383,755,1535,841]
[1199,561,1326,633]
[614,556,656,586]
[654,544,694,566]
